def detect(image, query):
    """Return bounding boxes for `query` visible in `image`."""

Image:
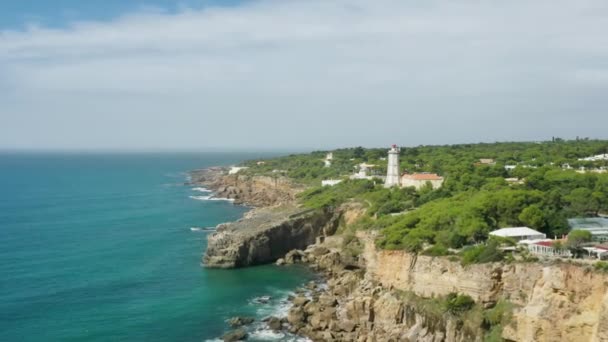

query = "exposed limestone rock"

[292,296,310,307]
[203,205,341,268]
[264,316,282,331]
[189,167,301,207]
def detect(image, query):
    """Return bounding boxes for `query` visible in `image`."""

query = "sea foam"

[189,195,235,202]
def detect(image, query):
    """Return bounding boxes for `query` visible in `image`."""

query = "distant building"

[489,227,546,242]
[568,218,608,242]
[505,178,524,185]
[400,173,444,190]
[384,145,400,188]
[578,154,608,161]
[321,179,342,187]
[351,163,377,180]
[324,152,333,167]
[582,245,608,260]
[477,158,496,166]
[522,240,572,258]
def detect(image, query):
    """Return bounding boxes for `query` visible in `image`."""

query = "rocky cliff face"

[190,168,300,206]
[281,243,483,341]
[361,233,608,342]
[277,233,608,342]
[203,205,341,268]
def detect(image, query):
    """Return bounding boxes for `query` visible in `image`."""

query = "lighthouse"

[384,144,400,188]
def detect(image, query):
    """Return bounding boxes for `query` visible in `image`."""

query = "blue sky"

[1,0,607,151]
[0,1,243,29]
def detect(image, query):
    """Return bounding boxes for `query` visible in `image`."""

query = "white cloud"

[1,0,607,150]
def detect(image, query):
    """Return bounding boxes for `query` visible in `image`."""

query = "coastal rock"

[203,205,341,268]
[228,316,254,327]
[221,328,247,342]
[265,316,282,331]
[310,246,330,257]
[189,168,300,207]
[292,296,310,307]
[287,306,306,327]
[318,294,338,307]
[285,249,306,264]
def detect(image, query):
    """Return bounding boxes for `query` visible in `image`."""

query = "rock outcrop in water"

[203,205,341,268]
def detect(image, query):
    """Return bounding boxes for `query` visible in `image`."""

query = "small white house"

[321,179,342,187]
[351,163,376,180]
[489,227,546,242]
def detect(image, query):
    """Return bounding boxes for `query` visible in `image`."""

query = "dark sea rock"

[228,316,254,327]
[221,328,247,342]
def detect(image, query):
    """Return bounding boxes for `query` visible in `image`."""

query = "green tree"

[518,205,545,230]
[565,188,599,215]
[566,229,592,257]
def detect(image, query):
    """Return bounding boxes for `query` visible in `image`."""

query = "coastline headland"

[190,167,342,268]
[190,163,608,342]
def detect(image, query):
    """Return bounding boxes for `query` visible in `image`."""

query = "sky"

[1,0,607,151]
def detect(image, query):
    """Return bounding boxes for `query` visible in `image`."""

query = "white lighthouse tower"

[384,144,401,188]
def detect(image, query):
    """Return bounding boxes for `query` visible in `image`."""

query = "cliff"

[361,232,608,341]
[203,205,341,268]
[276,233,608,342]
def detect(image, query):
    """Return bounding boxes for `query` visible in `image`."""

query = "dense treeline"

[376,167,608,251]
[246,139,608,253]
[242,139,608,184]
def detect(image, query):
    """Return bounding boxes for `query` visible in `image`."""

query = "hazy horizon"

[1,0,608,151]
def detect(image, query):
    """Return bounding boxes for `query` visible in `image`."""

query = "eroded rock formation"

[203,205,341,268]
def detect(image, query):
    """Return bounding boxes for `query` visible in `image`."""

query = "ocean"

[0,152,315,341]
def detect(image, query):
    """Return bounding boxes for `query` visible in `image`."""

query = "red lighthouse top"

[392,144,397,148]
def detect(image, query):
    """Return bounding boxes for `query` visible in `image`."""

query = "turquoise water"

[0,153,315,341]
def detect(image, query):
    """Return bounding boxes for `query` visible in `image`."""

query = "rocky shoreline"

[190,167,341,269]
[189,167,301,207]
[190,166,608,341]
[190,167,487,341]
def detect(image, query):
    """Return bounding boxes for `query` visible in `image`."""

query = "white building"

[384,145,400,188]
[583,246,608,259]
[521,240,572,258]
[324,152,333,167]
[321,179,343,187]
[400,173,444,190]
[489,227,546,242]
[578,154,608,161]
[351,163,377,180]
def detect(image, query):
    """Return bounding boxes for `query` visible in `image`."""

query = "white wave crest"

[249,329,285,340]
[189,195,211,200]
[192,187,212,193]
[189,195,235,202]
[209,197,235,202]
